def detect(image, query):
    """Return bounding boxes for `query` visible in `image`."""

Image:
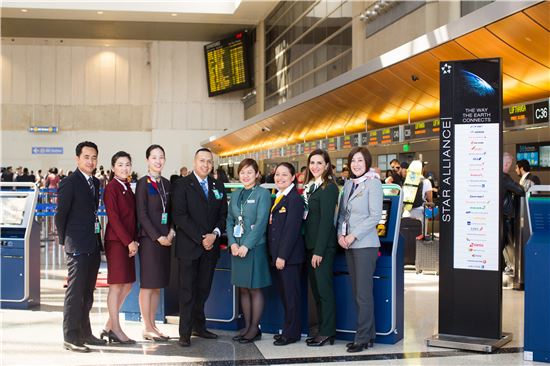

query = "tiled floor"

[0,240,544,366]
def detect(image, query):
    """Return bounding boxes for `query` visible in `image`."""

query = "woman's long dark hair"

[303,149,335,188]
[109,151,132,181]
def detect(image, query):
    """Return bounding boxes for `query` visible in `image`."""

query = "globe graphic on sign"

[461,70,495,97]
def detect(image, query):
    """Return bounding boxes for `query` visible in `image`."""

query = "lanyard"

[149,174,167,213]
[238,186,256,216]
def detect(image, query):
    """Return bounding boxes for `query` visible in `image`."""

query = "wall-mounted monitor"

[204,30,253,97]
[516,142,550,170]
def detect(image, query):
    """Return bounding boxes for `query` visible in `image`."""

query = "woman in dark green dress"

[302,149,339,347]
[227,159,271,343]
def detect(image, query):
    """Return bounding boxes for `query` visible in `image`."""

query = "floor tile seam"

[66,347,524,366]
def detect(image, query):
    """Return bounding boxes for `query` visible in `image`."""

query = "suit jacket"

[521,172,541,192]
[55,169,102,254]
[337,178,383,249]
[226,186,271,249]
[135,176,171,241]
[268,186,305,265]
[303,181,339,257]
[171,173,228,260]
[104,179,137,245]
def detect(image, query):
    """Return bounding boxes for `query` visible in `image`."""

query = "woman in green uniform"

[303,149,339,347]
[227,158,272,343]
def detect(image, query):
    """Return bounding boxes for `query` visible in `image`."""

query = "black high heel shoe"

[100,329,110,341]
[108,330,136,344]
[239,329,262,344]
[306,335,335,347]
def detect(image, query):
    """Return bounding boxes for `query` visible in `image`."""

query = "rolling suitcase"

[400,217,422,267]
[415,203,439,274]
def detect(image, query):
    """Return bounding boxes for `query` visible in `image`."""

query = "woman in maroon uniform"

[102,151,139,344]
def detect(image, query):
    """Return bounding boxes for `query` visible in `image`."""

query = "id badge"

[95,221,101,234]
[342,222,347,236]
[233,224,243,238]
[303,209,309,220]
[161,212,168,225]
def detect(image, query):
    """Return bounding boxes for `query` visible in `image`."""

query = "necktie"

[271,194,284,212]
[88,177,95,197]
[200,179,208,199]
[349,183,358,200]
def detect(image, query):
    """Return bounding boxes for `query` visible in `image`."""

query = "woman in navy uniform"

[302,149,339,347]
[227,159,271,343]
[337,147,383,353]
[136,144,175,341]
[268,162,305,346]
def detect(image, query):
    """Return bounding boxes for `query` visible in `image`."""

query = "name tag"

[213,189,223,200]
[95,222,101,234]
[233,224,243,238]
[342,222,348,236]
[247,199,255,203]
[161,212,168,225]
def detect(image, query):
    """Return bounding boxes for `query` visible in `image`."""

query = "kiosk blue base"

[524,187,550,363]
[205,246,242,331]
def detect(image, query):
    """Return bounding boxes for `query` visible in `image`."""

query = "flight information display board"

[204,31,252,97]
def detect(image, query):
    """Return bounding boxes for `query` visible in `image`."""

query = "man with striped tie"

[55,141,106,352]
[171,148,228,347]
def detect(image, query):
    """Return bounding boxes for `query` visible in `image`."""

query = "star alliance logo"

[441,63,452,75]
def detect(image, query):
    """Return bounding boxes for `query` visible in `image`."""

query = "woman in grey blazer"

[337,147,383,353]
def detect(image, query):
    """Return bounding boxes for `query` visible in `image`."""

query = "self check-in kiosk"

[334,183,404,344]
[524,186,550,363]
[0,182,41,309]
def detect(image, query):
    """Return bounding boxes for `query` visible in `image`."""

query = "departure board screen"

[205,31,252,97]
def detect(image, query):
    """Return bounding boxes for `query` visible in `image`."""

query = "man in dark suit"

[171,148,228,347]
[55,141,106,352]
[515,159,541,192]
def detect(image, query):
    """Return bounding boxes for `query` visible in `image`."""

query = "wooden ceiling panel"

[523,1,550,31]
[487,12,550,67]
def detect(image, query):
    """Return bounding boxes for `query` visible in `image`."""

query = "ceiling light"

[21,9,28,12]
[97,11,103,14]
[171,13,178,16]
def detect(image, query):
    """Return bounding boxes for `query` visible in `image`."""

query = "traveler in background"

[385,159,404,186]
[1,166,14,182]
[408,162,433,233]
[102,151,139,345]
[136,144,175,341]
[55,141,105,352]
[515,159,541,192]
[216,166,230,184]
[336,167,350,186]
[227,159,271,344]
[180,166,188,177]
[303,149,339,347]
[46,168,60,190]
[15,168,34,183]
[171,148,228,347]
[296,166,307,194]
[502,152,524,275]
[337,147,383,353]
[268,162,305,346]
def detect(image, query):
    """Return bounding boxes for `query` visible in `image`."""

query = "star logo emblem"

[441,63,452,75]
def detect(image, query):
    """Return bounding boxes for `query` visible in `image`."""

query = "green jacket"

[303,181,339,257]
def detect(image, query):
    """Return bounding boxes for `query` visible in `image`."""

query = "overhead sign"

[31,147,63,155]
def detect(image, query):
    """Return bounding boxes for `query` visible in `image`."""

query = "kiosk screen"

[377,199,392,238]
[0,196,27,226]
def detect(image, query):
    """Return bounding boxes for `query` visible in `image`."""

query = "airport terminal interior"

[1,1,549,365]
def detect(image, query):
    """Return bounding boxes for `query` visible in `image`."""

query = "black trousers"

[178,252,217,338]
[63,249,101,342]
[275,263,302,339]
